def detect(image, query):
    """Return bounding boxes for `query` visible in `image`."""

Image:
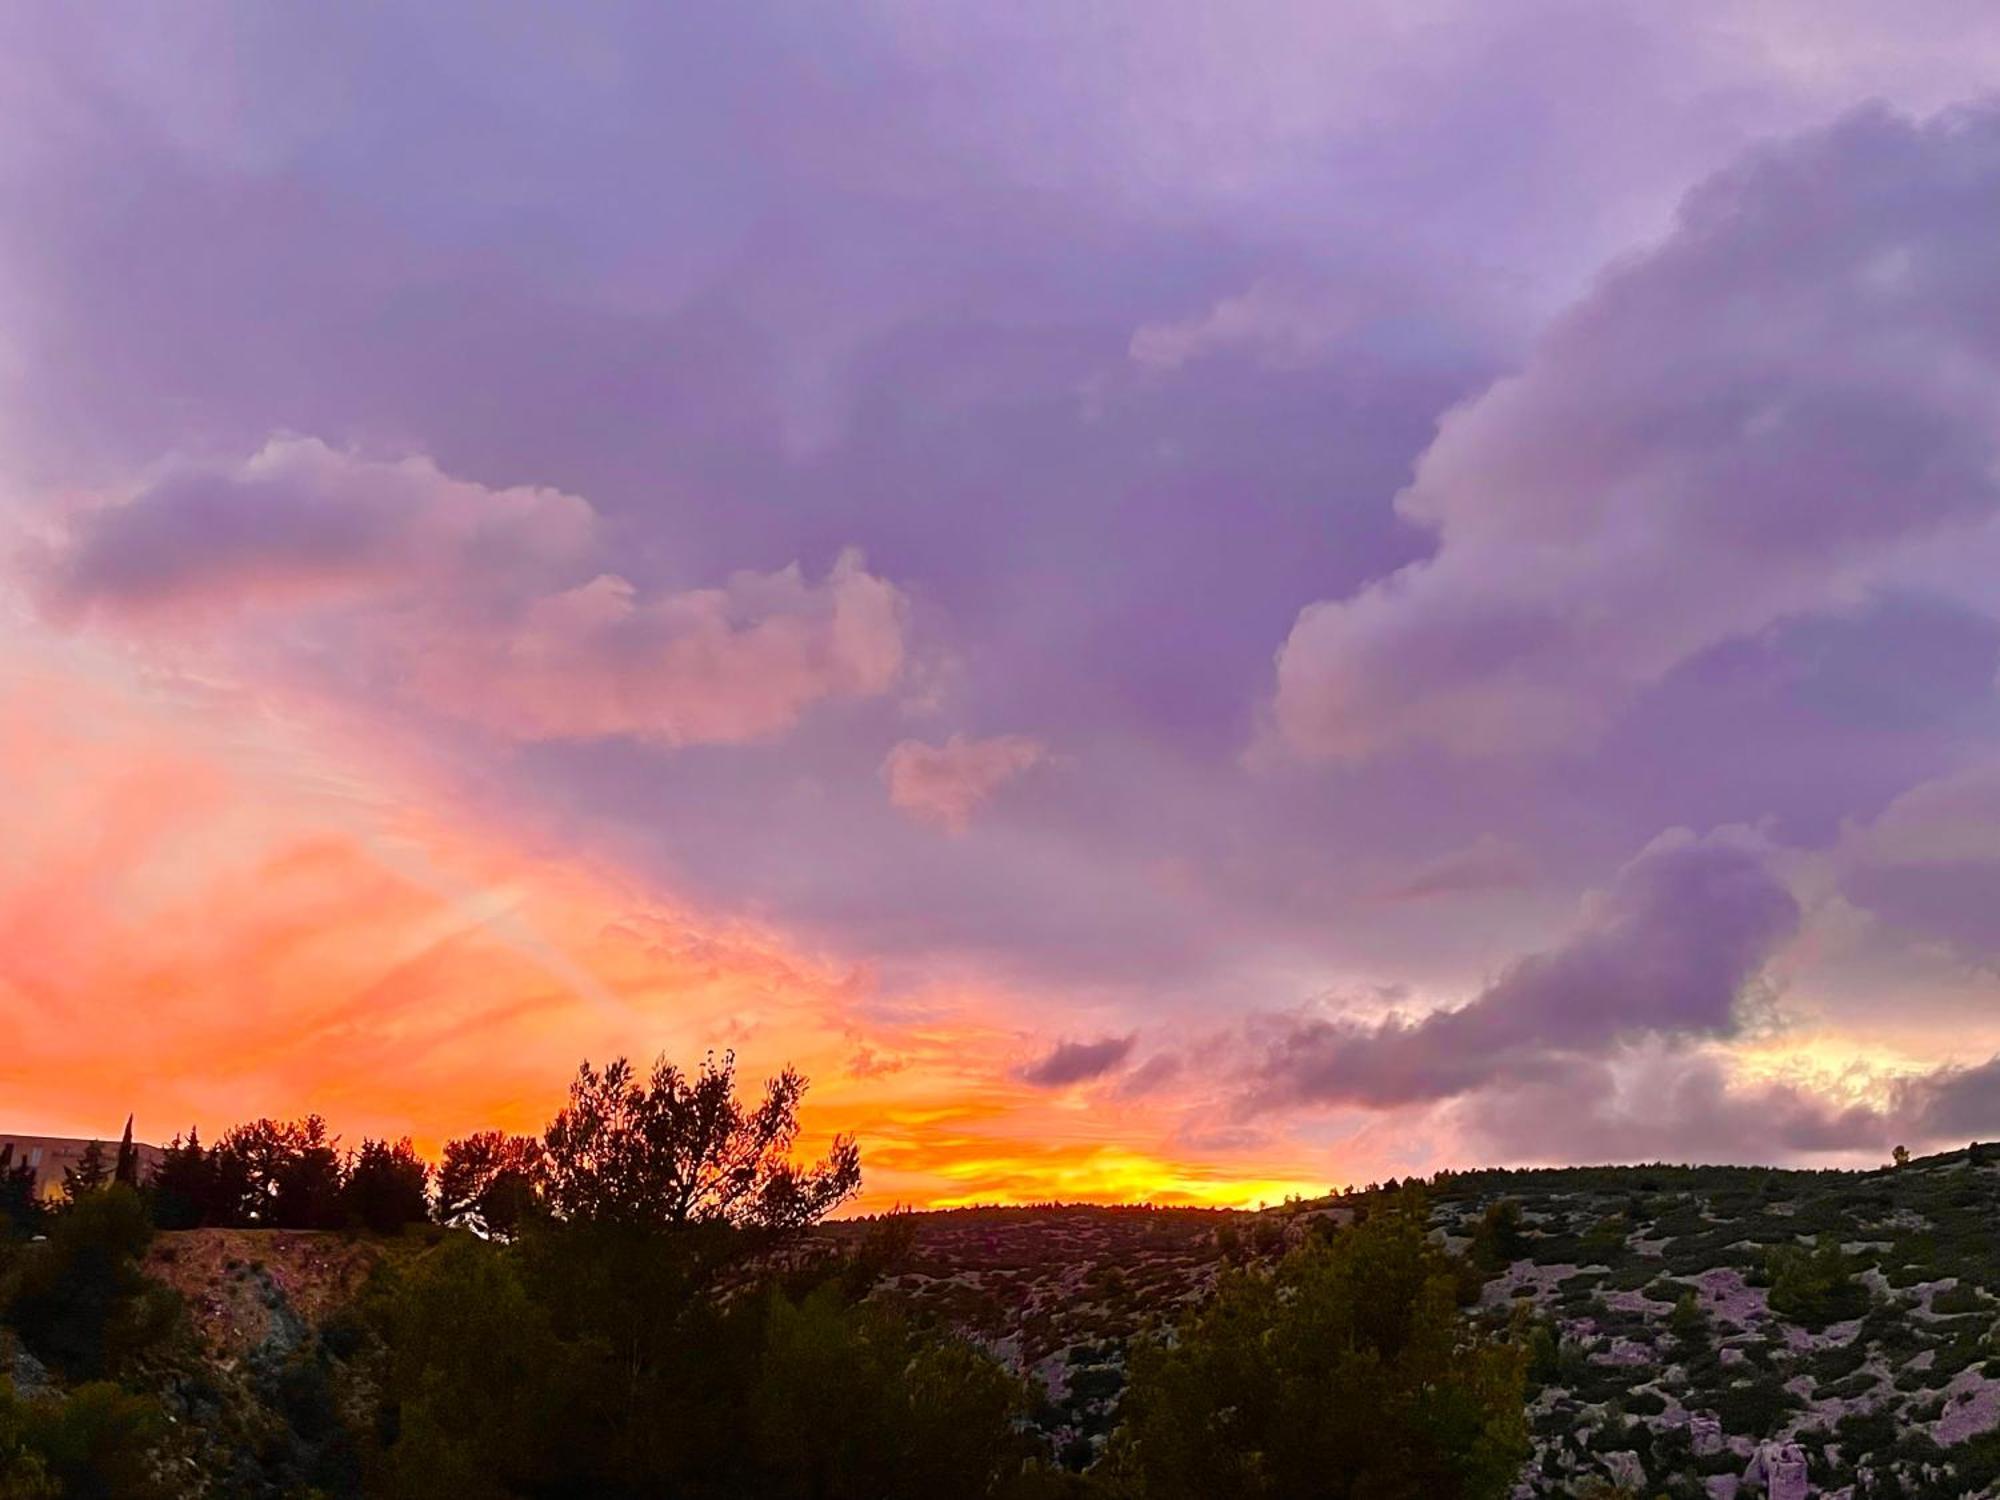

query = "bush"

[1104,1189,1528,1499]
[0,1378,168,1500]
[1765,1234,1867,1329]
[372,1223,1052,1499]
[1470,1200,1527,1271]
[1,1187,178,1380]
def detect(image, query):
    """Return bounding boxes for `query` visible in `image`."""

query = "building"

[0,1129,164,1201]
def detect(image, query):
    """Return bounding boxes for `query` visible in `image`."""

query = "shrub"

[1765,1234,1867,1329]
[1,1187,178,1380]
[1105,1190,1528,1500]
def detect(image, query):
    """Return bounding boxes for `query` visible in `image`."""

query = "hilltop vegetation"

[2,1053,1526,1499]
[4,1052,1998,1498]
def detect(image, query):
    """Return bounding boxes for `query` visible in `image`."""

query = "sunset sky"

[7,4,2000,1209]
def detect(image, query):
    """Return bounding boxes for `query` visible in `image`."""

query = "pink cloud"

[881,732,1046,831]
[408,554,906,745]
[34,438,908,747]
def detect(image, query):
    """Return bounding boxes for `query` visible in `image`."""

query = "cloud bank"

[1276,105,2000,761]
[1249,830,1801,1111]
[38,438,908,747]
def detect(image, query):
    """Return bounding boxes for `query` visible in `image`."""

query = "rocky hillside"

[22,1147,1995,1497]
[1435,1146,2000,1499]
[844,1148,2000,1498]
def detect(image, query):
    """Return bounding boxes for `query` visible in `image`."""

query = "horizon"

[1,1111,1970,1219]
[7,4,2000,1212]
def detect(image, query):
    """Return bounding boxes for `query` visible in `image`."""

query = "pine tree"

[150,1128,220,1229]
[61,1139,109,1204]
[114,1113,139,1187]
[0,1142,43,1236]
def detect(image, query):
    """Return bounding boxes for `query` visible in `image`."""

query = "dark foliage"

[340,1139,431,1234]
[145,1129,217,1230]
[370,1223,1050,1499]
[542,1052,861,1231]
[0,1146,41,1241]
[59,1142,108,1206]
[436,1131,545,1239]
[1,1186,178,1380]
[1101,1188,1528,1500]
[0,1377,168,1499]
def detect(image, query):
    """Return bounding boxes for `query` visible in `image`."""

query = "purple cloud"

[1380,834,1536,902]
[1275,104,2000,761]
[1461,1045,2000,1166]
[1249,829,1800,1110]
[1019,1034,1138,1088]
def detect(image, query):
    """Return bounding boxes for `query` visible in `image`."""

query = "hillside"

[14,1149,1998,1497]
[840,1150,2000,1497]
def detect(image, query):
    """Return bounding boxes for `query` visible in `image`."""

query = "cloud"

[1117,1051,1186,1097]
[1248,828,1800,1110]
[34,438,909,746]
[1274,103,2000,761]
[40,438,597,619]
[1834,759,2000,964]
[1380,834,1536,902]
[882,733,1046,831]
[1900,1054,2000,1140]
[1461,1044,2000,1165]
[1128,268,1494,374]
[1019,1033,1137,1088]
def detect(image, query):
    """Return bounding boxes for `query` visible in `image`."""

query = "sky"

[6,2,2000,1209]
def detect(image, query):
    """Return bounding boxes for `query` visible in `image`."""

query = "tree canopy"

[541,1052,861,1231]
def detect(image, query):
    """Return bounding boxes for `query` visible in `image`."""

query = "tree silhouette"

[60,1141,108,1205]
[212,1117,345,1227]
[542,1052,860,1232]
[147,1129,219,1229]
[341,1138,432,1233]
[0,1142,42,1238]
[113,1115,139,1188]
[438,1131,546,1239]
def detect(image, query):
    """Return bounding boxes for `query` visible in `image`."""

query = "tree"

[0,1146,41,1241]
[437,1132,546,1239]
[542,1053,860,1232]
[213,1117,345,1228]
[341,1138,432,1234]
[2,1186,179,1380]
[273,1117,345,1229]
[146,1129,219,1230]
[112,1116,139,1189]
[1892,1144,1911,1169]
[372,1233,1052,1500]
[1104,1188,1528,1500]
[59,1142,107,1206]
[1470,1199,1527,1271]
[749,1287,1039,1499]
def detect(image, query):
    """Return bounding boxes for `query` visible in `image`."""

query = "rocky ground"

[1433,1147,2000,1498]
